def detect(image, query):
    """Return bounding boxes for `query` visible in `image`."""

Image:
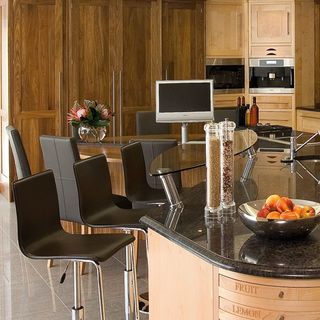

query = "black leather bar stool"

[135,111,170,135]
[13,170,139,320]
[6,125,31,179]
[73,154,150,316]
[121,141,181,208]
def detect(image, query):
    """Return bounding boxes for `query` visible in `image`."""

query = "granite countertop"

[296,105,320,112]
[141,140,320,279]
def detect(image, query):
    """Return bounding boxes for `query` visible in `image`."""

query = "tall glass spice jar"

[218,119,236,214]
[204,122,221,217]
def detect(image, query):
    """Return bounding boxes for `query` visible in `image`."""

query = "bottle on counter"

[237,96,241,108]
[241,96,246,107]
[245,105,251,127]
[250,96,259,127]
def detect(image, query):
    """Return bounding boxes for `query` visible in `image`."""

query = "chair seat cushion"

[25,231,134,263]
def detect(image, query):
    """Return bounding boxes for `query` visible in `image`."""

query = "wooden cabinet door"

[116,0,161,136]
[68,0,113,130]
[162,0,205,135]
[162,0,205,80]
[12,0,64,174]
[206,1,244,57]
[250,3,293,45]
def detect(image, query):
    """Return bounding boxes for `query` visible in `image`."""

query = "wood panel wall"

[11,0,64,177]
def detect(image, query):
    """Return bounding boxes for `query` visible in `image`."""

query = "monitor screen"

[156,80,214,123]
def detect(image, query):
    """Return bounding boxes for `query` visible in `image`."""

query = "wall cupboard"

[206,0,244,58]
[249,1,294,58]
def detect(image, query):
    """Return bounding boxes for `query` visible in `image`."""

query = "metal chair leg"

[94,262,106,320]
[124,243,140,320]
[72,261,84,320]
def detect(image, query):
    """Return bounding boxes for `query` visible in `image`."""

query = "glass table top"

[150,129,258,176]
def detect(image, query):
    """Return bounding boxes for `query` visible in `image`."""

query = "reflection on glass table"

[149,129,258,210]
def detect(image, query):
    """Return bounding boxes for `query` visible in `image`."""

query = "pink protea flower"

[76,107,88,119]
[96,104,113,121]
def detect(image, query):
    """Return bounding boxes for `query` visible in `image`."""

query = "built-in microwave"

[206,58,245,94]
[249,58,294,94]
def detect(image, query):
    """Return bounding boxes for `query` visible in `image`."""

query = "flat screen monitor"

[156,80,214,123]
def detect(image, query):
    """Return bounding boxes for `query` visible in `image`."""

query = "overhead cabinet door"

[250,3,293,45]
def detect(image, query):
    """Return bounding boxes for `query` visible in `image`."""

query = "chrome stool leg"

[94,262,106,320]
[72,261,84,320]
[124,243,140,320]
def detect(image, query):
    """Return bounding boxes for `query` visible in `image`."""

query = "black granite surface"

[141,141,320,279]
[297,105,320,112]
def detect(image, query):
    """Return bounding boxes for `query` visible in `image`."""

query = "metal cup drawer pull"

[278,291,284,298]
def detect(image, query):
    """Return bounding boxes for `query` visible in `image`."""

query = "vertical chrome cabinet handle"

[119,70,122,137]
[165,68,168,80]
[58,71,63,135]
[112,70,115,138]
[287,12,290,35]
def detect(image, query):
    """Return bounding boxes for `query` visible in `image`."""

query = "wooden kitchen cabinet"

[69,0,161,137]
[162,0,205,135]
[206,0,244,58]
[12,0,64,174]
[297,110,320,133]
[214,94,240,107]
[252,95,294,127]
[249,1,294,57]
[162,0,205,81]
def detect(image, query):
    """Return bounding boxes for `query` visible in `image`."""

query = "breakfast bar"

[141,140,320,320]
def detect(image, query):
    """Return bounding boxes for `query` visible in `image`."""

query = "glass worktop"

[149,129,257,176]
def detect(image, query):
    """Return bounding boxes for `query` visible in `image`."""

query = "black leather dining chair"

[135,111,171,135]
[40,136,132,225]
[6,125,31,179]
[13,170,139,320]
[121,141,181,208]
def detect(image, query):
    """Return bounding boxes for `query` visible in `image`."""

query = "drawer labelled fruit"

[219,275,298,300]
[219,288,320,312]
[219,297,320,320]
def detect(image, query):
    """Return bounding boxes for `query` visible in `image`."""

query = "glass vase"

[78,124,107,143]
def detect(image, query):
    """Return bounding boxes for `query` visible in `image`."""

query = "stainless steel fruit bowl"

[238,199,320,239]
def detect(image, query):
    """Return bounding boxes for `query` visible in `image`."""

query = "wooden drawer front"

[253,96,293,110]
[259,110,291,126]
[297,111,320,133]
[220,297,320,320]
[220,275,298,301]
[214,94,240,107]
[250,45,293,58]
[257,152,287,166]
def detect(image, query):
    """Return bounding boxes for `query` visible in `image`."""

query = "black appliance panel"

[206,65,244,90]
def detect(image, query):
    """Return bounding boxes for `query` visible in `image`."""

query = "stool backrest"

[140,140,181,189]
[6,125,31,179]
[73,154,114,224]
[40,136,81,223]
[136,111,171,135]
[13,170,62,256]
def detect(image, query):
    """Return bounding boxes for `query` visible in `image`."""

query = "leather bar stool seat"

[13,170,139,320]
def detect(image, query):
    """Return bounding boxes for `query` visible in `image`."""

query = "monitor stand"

[181,122,189,144]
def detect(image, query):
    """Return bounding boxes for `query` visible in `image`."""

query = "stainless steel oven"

[249,58,294,94]
[206,58,244,94]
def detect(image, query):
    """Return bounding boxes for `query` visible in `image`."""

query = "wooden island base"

[148,230,320,320]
